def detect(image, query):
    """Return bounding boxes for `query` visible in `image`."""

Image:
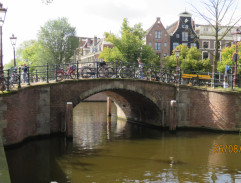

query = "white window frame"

[202,41,210,49]
[190,43,197,47]
[164,42,167,47]
[148,42,152,47]
[182,32,188,41]
[155,31,161,39]
[155,42,161,50]
[214,41,221,49]
[176,34,180,38]
[173,42,179,50]
[202,51,209,60]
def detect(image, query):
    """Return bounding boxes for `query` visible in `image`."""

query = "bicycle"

[80,61,114,78]
[55,64,76,81]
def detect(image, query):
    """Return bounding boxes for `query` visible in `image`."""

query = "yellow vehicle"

[182,73,211,85]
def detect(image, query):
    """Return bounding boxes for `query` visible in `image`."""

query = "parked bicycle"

[55,64,76,81]
[80,61,114,78]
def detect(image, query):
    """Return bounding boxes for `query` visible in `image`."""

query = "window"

[203,41,210,49]
[165,33,167,37]
[182,32,188,41]
[191,34,194,39]
[173,43,179,50]
[182,43,188,46]
[202,51,209,59]
[155,42,161,50]
[164,42,167,47]
[214,41,221,49]
[148,42,152,46]
[225,42,231,47]
[176,34,180,38]
[191,43,197,47]
[164,53,167,57]
[155,31,161,39]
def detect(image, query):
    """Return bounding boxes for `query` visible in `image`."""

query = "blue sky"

[1,0,240,65]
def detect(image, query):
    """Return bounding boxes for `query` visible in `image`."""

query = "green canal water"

[5,102,241,183]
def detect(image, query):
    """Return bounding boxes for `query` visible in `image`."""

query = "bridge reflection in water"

[5,102,241,183]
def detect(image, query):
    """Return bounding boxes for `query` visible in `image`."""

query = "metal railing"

[0,60,239,92]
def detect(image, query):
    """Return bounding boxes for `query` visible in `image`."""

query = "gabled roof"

[166,21,178,35]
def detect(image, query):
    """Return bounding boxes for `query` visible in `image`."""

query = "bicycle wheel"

[168,74,177,83]
[120,67,133,78]
[70,72,76,79]
[81,67,92,78]
[98,67,105,78]
[57,72,64,81]
[105,67,114,78]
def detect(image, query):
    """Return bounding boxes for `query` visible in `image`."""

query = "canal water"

[5,102,241,183]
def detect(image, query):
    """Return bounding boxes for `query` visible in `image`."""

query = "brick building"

[146,17,170,59]
[75,36,113,63]
[166,11,199,54]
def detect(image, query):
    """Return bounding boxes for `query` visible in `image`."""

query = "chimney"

[93,36,97,46]
[156,17,161,23]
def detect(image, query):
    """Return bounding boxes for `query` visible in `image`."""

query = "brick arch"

[50,79,176,132]
[72,89,163,126]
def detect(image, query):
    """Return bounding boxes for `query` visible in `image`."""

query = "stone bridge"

[0,79,241,146]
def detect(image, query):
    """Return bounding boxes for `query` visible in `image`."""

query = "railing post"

[46,62,49,83]
[150,64,153,81]
[18,67,21,89]
[55,64,58,82]
[6,69,10,91]
[115,60,118,78]
[27,66,30,85]
[196,71,199,86]
[178,68,181,84]
[231,69,233,90]
[96,61,99,78]
[76,60,79,79]
[133,62,136,79]
[35,69,38,82]
[213,73,215,89]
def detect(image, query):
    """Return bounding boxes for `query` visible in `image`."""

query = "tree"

[190,0,241,73]
[99,18,159,65]
[164,45,211,72]
[218,42,241,73]
[38,17,79,65]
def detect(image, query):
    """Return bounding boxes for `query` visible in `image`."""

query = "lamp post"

[175,48,180,75]
[232,29,241,87]
[0,3,7,73]
[10,34,17,67]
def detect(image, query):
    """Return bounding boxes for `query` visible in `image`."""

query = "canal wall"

[177,86,241,131]
[0,80,241,146]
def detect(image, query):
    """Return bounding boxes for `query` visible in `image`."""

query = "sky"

[0,0,240,65]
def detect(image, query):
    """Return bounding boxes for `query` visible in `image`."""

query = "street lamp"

[0,2,7,72]
[232,28,241,87]
[175,48,180,75]
[10,34,17,67]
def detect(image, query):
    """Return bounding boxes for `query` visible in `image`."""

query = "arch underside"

[78,89,163,126]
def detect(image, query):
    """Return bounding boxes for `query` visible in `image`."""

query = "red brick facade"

[146,17,170,59]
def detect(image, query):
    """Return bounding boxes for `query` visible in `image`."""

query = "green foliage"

[164,45,211,72]
[218,43,241,74]
[99,18,159,66]
[38,17,79,65]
